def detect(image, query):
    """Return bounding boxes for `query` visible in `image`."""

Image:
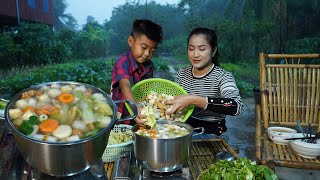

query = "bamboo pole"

[267,54,320,59]
[260,53,269,129]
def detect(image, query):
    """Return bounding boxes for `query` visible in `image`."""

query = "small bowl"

[289,134,320,159]
[268,127,297,145]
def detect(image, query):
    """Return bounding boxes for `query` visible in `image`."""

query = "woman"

[166,27,244,136]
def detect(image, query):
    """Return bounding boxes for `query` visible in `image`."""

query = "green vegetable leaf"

[20,121,34,135]
[28,116,39,125]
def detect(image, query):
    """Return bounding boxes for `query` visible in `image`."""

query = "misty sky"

[65,0,180,28]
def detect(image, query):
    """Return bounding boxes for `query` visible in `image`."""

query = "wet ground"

[224,97,256,160]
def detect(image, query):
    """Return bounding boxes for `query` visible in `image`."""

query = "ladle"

[214,151,235,162]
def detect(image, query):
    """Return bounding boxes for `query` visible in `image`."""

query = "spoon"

[214,151,235,162]
[296,120,306,137]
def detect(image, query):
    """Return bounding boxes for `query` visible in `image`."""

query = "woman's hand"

[165,95,191,115]
[165,95,208,115]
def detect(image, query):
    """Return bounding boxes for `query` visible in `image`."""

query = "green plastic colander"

[131,78,194,122]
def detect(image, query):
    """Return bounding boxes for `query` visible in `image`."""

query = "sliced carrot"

[57,93,74,104]
[22,106,39,114]
[40,104,60,115]
[39,119,59,133]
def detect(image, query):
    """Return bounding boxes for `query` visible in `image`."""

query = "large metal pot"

[4,81,137,177]
[132,120,204,172]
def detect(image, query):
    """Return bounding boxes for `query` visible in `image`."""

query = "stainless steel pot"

[132,120,204,172]
[4,81,137,177]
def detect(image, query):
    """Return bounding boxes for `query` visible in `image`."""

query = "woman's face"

[188,34,213,71]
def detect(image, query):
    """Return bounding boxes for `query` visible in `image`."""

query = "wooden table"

[103,138,238,180]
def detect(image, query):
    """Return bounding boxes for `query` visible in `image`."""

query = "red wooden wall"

[0,0,54,26]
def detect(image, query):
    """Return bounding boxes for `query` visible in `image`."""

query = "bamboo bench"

[255,53,320,170]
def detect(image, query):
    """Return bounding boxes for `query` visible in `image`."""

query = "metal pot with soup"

[5,81,137,177]
[132,120,204,172]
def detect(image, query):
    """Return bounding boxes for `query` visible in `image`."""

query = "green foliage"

[105,1,186,55]
[221,62,260,97]
[78,24,109,57]
[288,37,320,54]
[0,32,22,66]
[3,22,72,66]
[152,57,170,71]
[0,59,114,99]
[160,36,187,56]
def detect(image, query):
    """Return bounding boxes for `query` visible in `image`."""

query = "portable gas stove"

[110,151,192,180]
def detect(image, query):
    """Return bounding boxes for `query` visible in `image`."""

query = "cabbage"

[141,106,156,128]
[78,100,95,124]
[93,100,113,116]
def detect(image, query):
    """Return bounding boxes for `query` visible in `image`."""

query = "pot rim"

[132,119,194,140]
[5,81,118,145]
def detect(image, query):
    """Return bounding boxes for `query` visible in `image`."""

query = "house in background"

[0,0,54,27]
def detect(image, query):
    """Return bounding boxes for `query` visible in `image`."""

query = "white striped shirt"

[176,64,244,122]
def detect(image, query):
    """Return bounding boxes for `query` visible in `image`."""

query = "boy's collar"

[127,48,139,70]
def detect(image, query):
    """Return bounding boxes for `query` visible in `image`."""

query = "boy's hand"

[134,106,146,125]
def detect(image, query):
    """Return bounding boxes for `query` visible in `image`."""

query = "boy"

[111,19,163,125]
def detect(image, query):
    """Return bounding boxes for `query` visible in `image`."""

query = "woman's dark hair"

[131,19,163,44]
[187,27,219,66]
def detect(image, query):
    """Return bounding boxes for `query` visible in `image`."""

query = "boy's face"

[128,34,158,64]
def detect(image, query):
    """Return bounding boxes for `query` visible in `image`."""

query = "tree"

[105,1,185,55]
[78,24,108,57]
[52,0,78,30]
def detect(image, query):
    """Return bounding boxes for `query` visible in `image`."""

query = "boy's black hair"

[131,19,163,44]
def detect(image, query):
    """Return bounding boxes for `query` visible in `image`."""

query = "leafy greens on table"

[199,158,278,180]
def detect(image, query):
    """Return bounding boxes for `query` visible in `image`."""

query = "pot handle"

[192,127,205,137]
[114,99,138,122]
[0,99,9,120]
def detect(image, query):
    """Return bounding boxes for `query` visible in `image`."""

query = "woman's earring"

[212,47,217,57]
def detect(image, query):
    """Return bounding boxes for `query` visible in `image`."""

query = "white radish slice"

[27,125,39,137]
[33,134,58,142]
[52,125,72,139]
[47,88,62,98]
[39,114,48,122]
[45,136,58,142]
[66,135,80,142]
[16,99,28,109]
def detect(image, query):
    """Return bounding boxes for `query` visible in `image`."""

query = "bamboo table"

[103,138,238,180]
